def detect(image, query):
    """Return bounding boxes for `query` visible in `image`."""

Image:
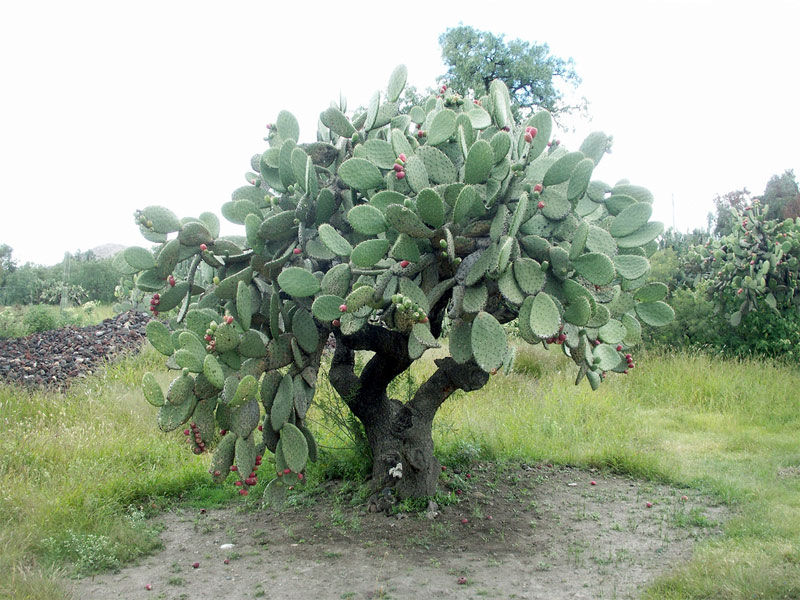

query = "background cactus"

[127,67,673,500]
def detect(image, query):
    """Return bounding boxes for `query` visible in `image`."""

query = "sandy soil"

[73,464,728,600]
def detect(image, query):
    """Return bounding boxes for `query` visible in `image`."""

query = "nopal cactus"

[126,66,673,499]
[687,200,800,326]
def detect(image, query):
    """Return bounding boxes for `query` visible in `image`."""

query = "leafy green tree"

[438,26,584,120]
[0,244,15,288]
[760,169,799,221]
[711,188,750,237]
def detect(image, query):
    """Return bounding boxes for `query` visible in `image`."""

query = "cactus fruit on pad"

[132,66,673,501]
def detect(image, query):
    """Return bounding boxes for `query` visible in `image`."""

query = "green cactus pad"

[564,296,592,326]
[598,319,626,344]
[463,284,488,313]
[464,243,498,286]
[529,292,561,339]
[467,106,492,129]
[166,373,194,405]
[277,267,321,298]
[230,398,260,439]
[142,372,165,407]
[292,308,319,353]
[387,64,408,103]
[615,221,665,248]
[280,422,309,473]
[135,269,166,293]
[585,370,601,390]
[407,330,426,359]
[427,109,457,146]
[416,146,457,184]
[613,254,650,280]
[386,204,435,238]
[548,246,571,279]
[508,193,530,239]
[157,395,197,432]
[490,80,512,128]
[338,158,384,191]
[320,106,356,138]
[593,344,622,371]
[346,284,376,312]
[540,187,571,221]
[585,226,618,257]
[542,152,584,186]
[222,199,258,226]
[318,223,353,257]
[175,349,203,373]
[229,374,258,410]
[213,322,240,353]
[490,131,512,164]
[210,432,236,482]
[347,204,388,236]
[146,320,174,356]
[140,206,181,234]
[613,184,654,204]
[634,282,668,303]
[416,188,445,228]
[579,132,611,165]
[202,354,225,389]
[573,253,615,286]
[449,320,473,363]
[587,303,611,328]
[498,267,525,305]
[123,246,156,271]
[511,258,543,295]
[178,221,213,247]
[270,373,293,431]
[276,110,300,143]
[399,277,430,313]
[234,435,257,482]
[389,233,421,262]
[470,311,507,373]
[311,294,347,322]
[412,323,440,349]
[635,301,675,326]
[259,370,283,413]
[525,110,552,160]
[258,210,297,241]
[351,239,390,267]
[321,263,351,296]
[610,202,653,238]
[215,267,253,300]
[235,281,252,330]
[403,154,429,193]
[453,185,480,224]
[464,140,494,184]
[154,281,188,312]
[238,330,267,358]
[567,158,595,201]
[622,312,642,345]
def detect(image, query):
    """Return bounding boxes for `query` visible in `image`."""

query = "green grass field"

[1,341,799,599]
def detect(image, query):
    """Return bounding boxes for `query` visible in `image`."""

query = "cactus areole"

[130,66,673,499]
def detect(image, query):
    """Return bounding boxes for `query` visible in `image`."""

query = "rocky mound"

[0,311,150,388]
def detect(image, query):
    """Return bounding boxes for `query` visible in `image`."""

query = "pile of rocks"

[0,311,150,388]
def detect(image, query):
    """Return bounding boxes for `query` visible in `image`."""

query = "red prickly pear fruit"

[393,163,404,172]
[213,470,221,477]
[395,171,406,179]
[153,293,160,300]
[234,480,242,486]
[204,334,212,342]
[184,429,190,436]
[646,501,653,508]
[421,316,429,323]
[145,584,152,590]
[339,304,347,312]
[524,132,533,143]
[230,465,238,472]
[332,319,340,327]
[461,518,469,524]
[558,333,567,342]
[501,126,510,132]
[628,363,635,369]
[400,260,410,268]
[283,468,291,475]
[417,130,425,138]
[258,424,263,431]
[590,480,597,485]
[297,472,304,480]
[192,447,202,454]
[625,354,632,360]
[192,562,200,568]
[240,488,249,496]
[398,153,407,162]
[220,429,227,435]
[533,184,543,193]
[528,126,538,138]
[200,244,207,251]
[537,201,545,209]
[223,558,230,564]
[737,288,743,294]
[616,345,623,351]
[457,577,467,585]
[293,248,302,255]
[226,316,234,325]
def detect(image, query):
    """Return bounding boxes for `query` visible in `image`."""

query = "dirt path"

[73,464,728,600]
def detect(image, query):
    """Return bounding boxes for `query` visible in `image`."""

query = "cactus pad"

[470,311,507,373]
[277,267,321,298]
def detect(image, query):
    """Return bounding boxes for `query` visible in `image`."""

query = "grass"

[1,339,800,599]
[0,302,116,338]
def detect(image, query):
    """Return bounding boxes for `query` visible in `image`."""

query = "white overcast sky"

[1,0,798,266]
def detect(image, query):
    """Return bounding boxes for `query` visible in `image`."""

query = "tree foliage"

[438,26,583,120]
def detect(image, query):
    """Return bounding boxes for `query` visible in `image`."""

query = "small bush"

[21,305,61,334]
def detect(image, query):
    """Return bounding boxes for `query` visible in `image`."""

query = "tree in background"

[760,169,799,221]
[438,26,584,121]
[711,188,750,237]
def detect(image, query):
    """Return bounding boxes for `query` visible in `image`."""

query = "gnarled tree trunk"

[328,325,489,498]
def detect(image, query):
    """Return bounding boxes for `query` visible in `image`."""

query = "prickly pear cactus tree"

[687,200,800,326]
[127,66,673,499]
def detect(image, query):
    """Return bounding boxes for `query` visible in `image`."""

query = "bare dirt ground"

[73,464,729,600]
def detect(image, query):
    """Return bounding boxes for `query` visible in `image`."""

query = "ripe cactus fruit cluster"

[128,66,672,500]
